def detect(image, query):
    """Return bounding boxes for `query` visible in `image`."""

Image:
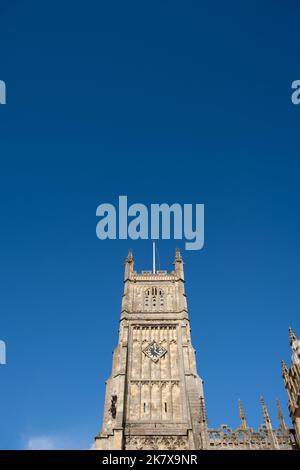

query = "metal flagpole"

[153,241,156,274]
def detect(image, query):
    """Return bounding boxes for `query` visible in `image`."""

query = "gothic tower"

[95,249,207,450]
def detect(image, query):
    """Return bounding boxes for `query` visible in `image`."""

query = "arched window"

[143,287,164,311]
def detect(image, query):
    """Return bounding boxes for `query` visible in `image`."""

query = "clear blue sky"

[0,0,299,449]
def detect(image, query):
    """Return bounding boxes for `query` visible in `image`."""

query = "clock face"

[143,341,167,362]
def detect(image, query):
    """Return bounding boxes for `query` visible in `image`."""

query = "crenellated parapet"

[207,398,296,450]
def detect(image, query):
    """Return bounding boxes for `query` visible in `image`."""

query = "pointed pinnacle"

[126,249,134,261]
[276,399,287,430]
[281,359,289,376]
[238,399,248,429]
[289,326,297,345]
[175,248,182,261]
[260,396,271,425]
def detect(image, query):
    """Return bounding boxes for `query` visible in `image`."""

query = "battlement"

[207,424,295,450]
[133,271,176,282]
[124,249,184,282]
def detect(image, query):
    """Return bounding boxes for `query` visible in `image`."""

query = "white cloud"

[26,436,56,450]
[24,433,92,450]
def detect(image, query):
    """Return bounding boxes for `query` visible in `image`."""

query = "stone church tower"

[95,249,207,450]
[95,249,298,450]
